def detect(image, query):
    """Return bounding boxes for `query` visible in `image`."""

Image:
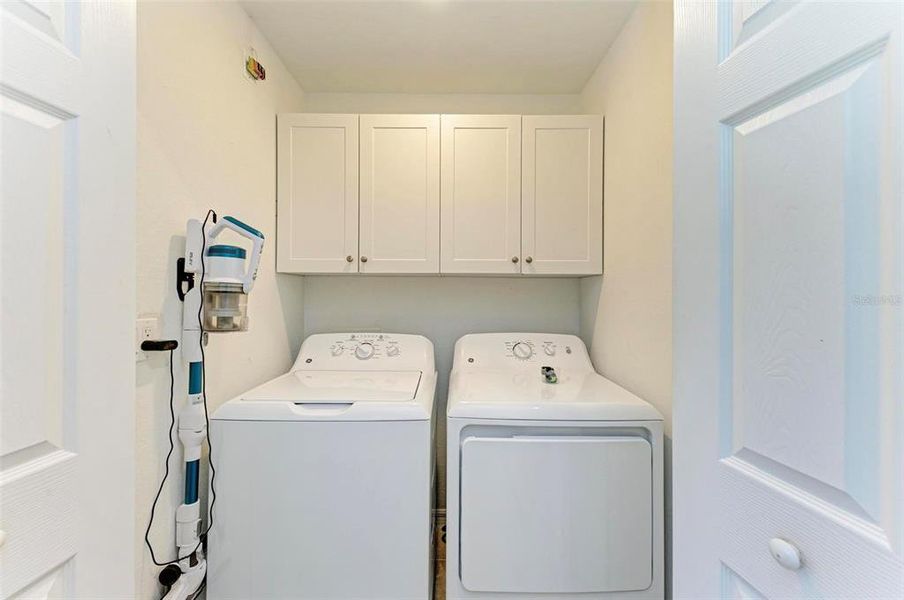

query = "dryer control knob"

[543,343,556,356]
[355,342,375,360]
[512,342,533,360]
[386,345,400,357]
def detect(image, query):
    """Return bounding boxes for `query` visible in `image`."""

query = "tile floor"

[433,558,446,600]
[433,514,446,600]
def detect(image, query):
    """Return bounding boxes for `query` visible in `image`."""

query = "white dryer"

[208,333,436,600]
[446,333,664,600]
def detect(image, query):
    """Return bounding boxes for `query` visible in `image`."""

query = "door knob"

[511,256,519,263]
[769,538,802,571]
[360,256,368,263]
[346,255,354,263]
[525,256,533,264]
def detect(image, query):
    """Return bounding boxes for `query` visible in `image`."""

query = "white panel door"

[0,1,135,597]
[277,114,359,273]
[440,115,521,274]
[674,2,903,598]
[359,114,440,274]
[521,115,602,276]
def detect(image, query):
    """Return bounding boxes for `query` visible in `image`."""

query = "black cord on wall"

[197,209,219,546]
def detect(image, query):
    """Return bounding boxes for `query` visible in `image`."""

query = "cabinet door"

[359,114,440,274]
[277,114,359,273]
[441,115,521,274]
[522,115,603,275]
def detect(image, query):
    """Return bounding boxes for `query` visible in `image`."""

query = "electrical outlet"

[136,315,160,362]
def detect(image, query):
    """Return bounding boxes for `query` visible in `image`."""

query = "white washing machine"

[446,333,664,600]
[208,333,436,600]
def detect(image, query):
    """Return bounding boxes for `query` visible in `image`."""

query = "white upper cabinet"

[521,115,603,275]
[277,114,359,273]
[359,114,441,274]
[276,113,602,276]
[441,115,522,274]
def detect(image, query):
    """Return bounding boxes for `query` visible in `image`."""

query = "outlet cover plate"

[136,315,160,362]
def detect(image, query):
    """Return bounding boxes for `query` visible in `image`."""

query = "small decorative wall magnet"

[246,55,266,80]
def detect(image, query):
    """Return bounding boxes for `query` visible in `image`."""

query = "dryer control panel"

[292,332,435,372]
[454,333,593,372]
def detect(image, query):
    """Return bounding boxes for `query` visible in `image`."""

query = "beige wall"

[135,2,306,596]
[578,4,673,590]
[579,1,673,434]
[302,92,582,114]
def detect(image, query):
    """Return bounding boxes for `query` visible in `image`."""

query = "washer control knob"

[512,342,533,360]
[543,343,556,356]
[331,345,344,356]
[386,345,400,357]
[355,342,375,360]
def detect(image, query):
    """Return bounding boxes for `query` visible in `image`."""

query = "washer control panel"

[327,333,403,361]
[294,332,433,372]
[456,333,590,371]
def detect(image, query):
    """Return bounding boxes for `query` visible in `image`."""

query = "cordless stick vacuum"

[149,212,264,600]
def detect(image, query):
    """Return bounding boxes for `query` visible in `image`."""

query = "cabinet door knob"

[769,538,802,571]
[346,255,354,263]
[511,256,519,263]
[360,256,368,263]
[525,256,533,264]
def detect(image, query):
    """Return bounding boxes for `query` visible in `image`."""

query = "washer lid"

[213,369,434,422]
[241,370,422,403]
[447,369,662,421]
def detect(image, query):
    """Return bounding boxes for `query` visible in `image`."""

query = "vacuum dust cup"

[203,244,251,332]
[202,281,248,331]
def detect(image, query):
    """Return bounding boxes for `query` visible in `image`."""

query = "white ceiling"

[241,0,637,95]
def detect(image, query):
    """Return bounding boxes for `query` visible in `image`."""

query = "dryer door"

[460,435,653,593]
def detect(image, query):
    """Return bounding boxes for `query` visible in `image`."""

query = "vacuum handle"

[209,215,265,294]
